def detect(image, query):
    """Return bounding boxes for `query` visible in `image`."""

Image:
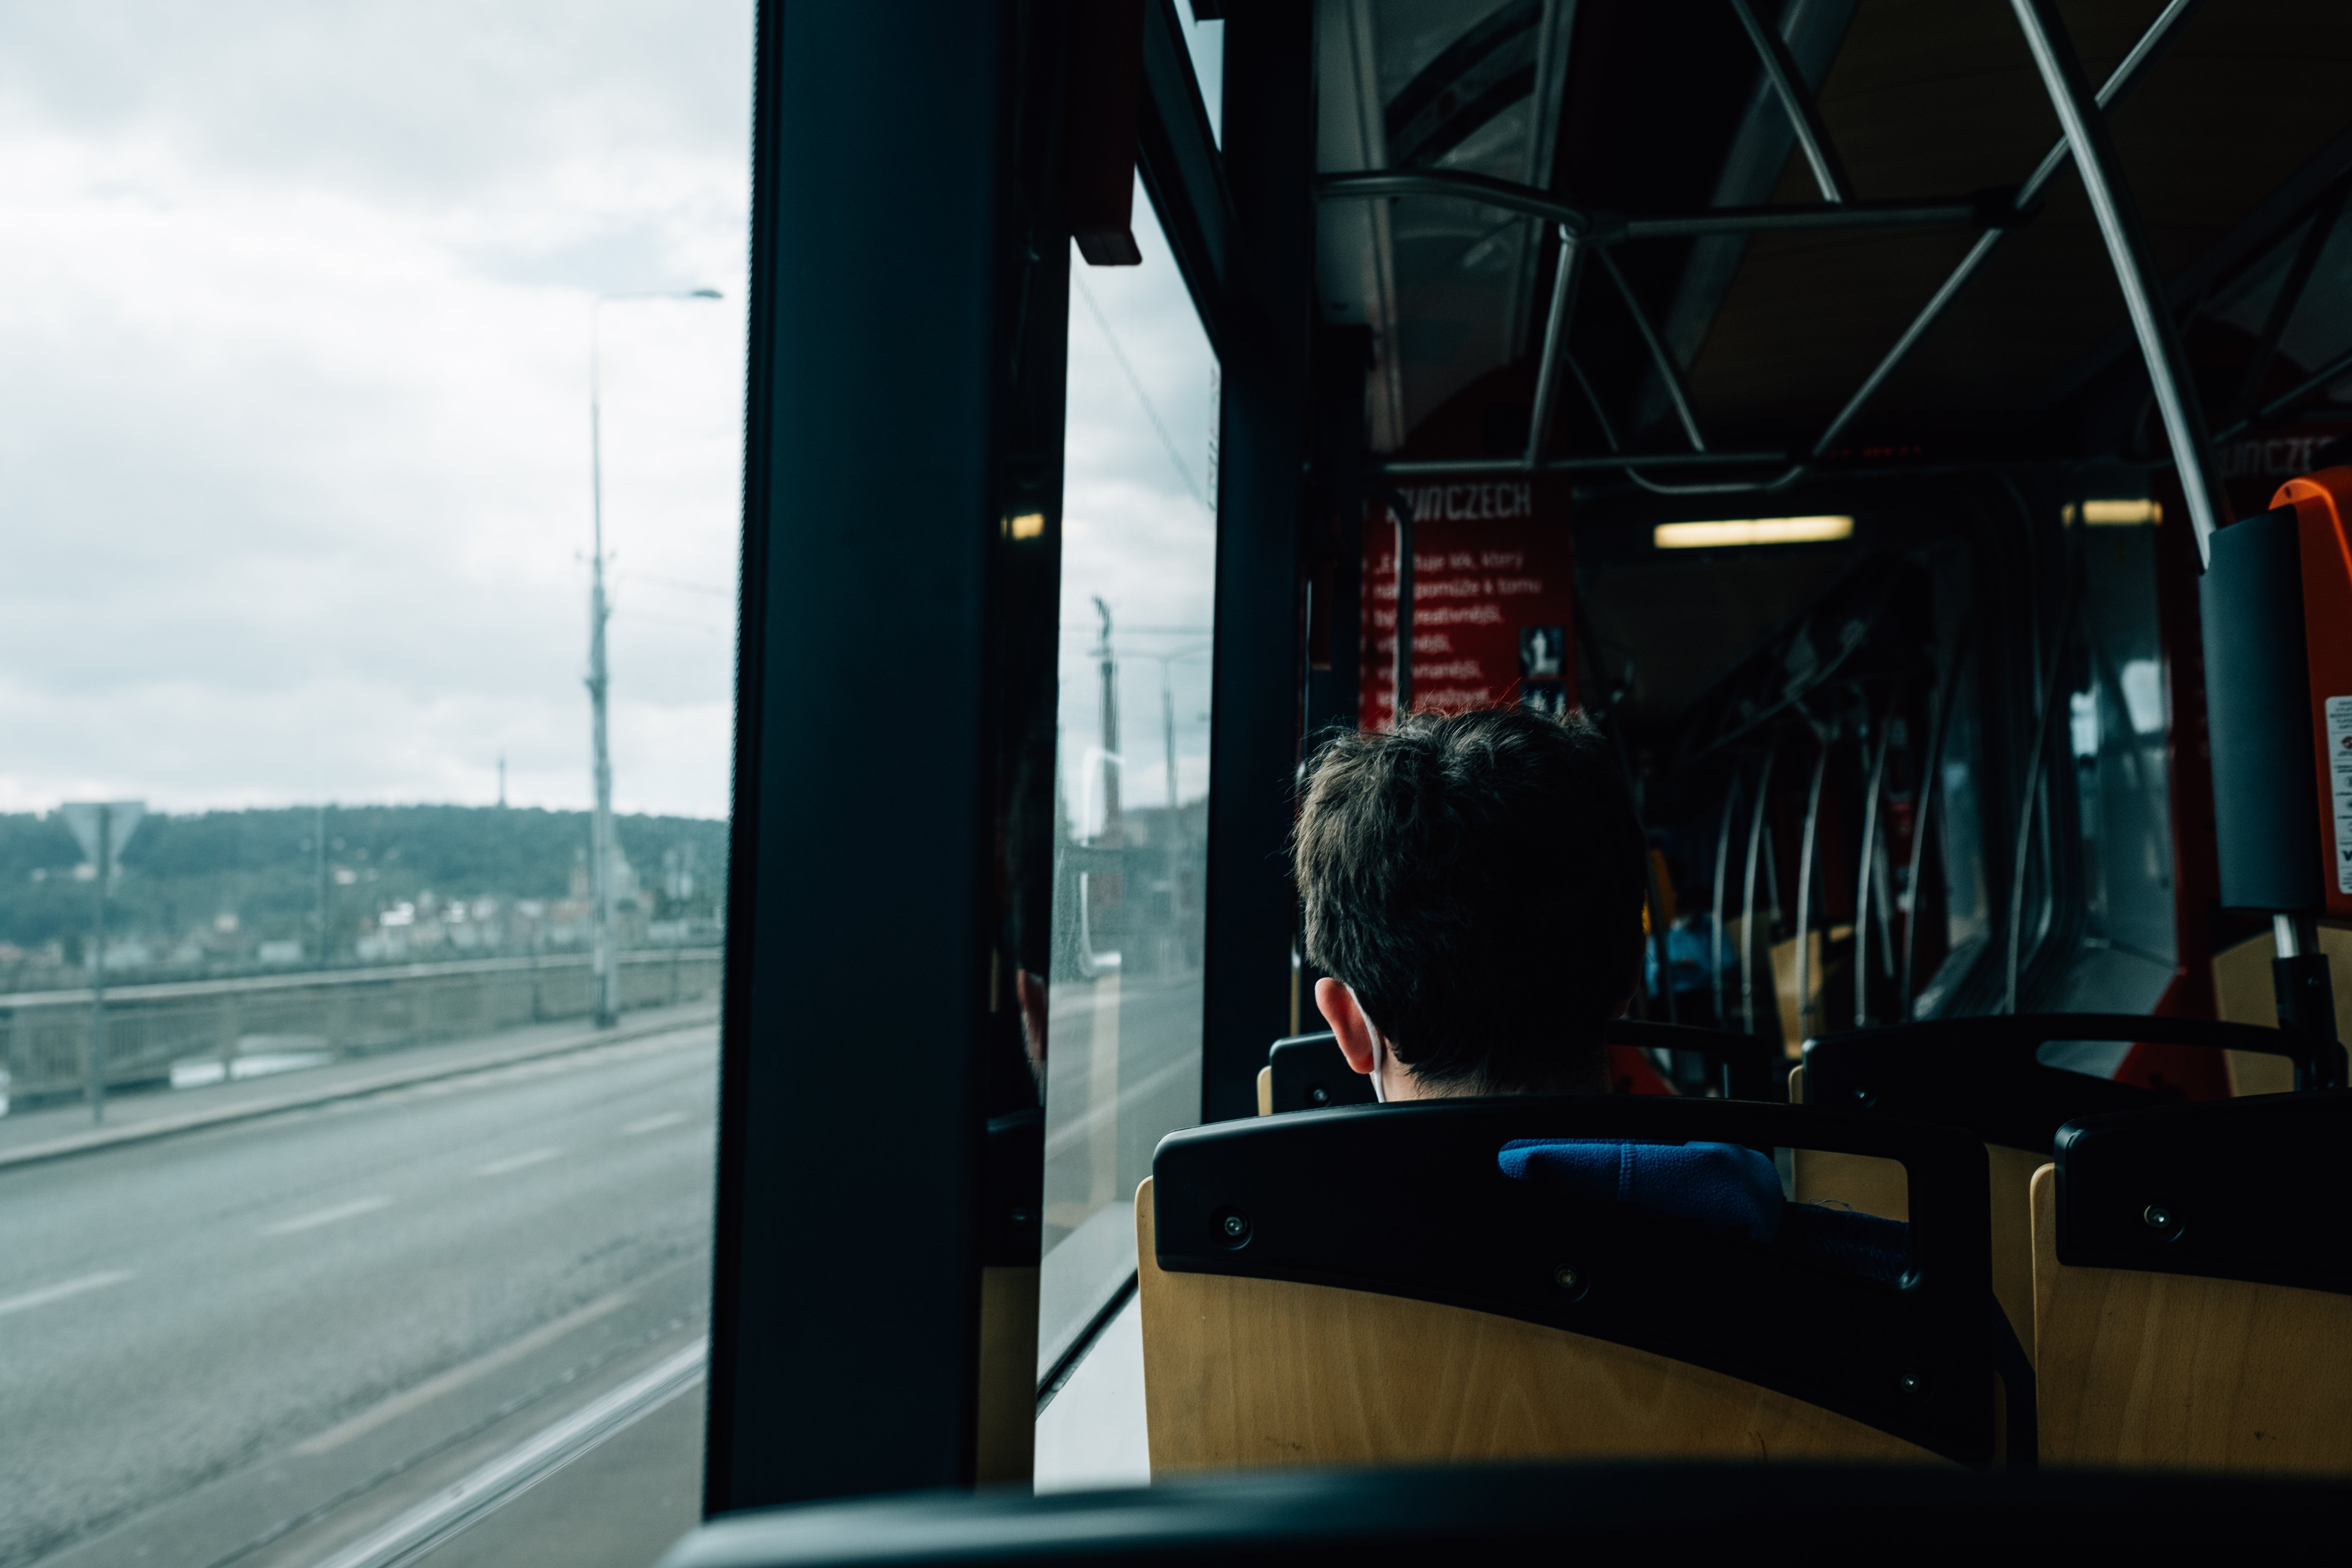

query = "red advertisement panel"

[1359,478,1577,731]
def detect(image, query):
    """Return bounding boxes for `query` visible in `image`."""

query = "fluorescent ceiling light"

[1653,515,1854,549]
[2064,499,2161,526]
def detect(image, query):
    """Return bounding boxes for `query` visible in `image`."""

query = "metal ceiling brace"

[2012,0,2221,566]
[1726,0,1852,204]
[1524,225,1584,468]
[1567,354,1621,454]
[2227,178,2351,423]
[1804,0,2207,470]
[1383,449,1786,476]
[1598,247,1708,452]
[2214,341,2352,446]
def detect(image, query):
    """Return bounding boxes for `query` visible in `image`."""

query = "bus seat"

[1794,1014,2338,1358]
[2212,926,2352,1093]
[1138,1097,2029,1476]
[2032,1093,2352,1473]
[1262,1021,1777,1116]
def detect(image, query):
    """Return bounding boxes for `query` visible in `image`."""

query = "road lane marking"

[473,1147,561,1176]
[312,1338,707,1568]
[620,1111,690,1135]
[293,1288,638,1457]
[261,1196,394,1236]
[0,1269,135,1318]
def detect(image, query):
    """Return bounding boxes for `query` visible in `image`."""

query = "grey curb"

[0,1007,719,1174]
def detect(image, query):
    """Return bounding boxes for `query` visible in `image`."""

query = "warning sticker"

[2330,696,2352,895]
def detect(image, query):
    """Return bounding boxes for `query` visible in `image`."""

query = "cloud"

[1058,176,1221,825]
[0,0,750,818]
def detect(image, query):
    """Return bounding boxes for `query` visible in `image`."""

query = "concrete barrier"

[0,948,722,1108]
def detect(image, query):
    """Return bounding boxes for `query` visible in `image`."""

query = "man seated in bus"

[1296,705,1901,1276]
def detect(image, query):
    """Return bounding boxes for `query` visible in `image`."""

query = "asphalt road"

[0,1023,718,1568]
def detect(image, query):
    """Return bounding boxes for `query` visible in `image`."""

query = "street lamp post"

[587,287,721,1028]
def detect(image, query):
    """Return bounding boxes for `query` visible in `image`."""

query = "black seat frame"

[1266,1020,1780,1114]
[1802,1013,2346,1153]
[2053,1090,2352,1296]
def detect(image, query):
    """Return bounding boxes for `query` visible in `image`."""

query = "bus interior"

[11,0,2352,1563]
[680,0,2352,1557]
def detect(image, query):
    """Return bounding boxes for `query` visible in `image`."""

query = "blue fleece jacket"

[1498,1139,1910,1283]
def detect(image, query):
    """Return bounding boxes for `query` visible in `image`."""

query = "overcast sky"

[0,1,753,820]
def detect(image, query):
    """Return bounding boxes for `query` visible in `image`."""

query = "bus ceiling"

[1311,0,2352,564]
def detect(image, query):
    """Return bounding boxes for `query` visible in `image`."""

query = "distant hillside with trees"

[0,804,727,989]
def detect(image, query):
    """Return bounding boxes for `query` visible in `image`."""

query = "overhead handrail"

[1314,171,1984,243]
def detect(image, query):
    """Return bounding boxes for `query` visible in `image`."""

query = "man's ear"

[1314,976,1380,1077]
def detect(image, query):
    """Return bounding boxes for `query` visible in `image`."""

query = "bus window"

[1038,173,1220,1379]
[0,6,746,1564]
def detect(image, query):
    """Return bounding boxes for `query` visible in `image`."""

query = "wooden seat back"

[2032,1092,2352,1473]
[1139,1096,2027,1476]
[1793,1014,2335,1360]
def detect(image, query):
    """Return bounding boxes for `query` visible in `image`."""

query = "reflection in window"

[2057,522,2176,1005]
[1038,179,1219,1375]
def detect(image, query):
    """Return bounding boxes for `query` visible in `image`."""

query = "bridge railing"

[0,948,722,1109]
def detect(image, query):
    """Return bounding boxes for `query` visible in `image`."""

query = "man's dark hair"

[1294,706,1647,1094]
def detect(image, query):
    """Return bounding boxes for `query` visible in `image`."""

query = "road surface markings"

[261,1196,394,1236]
[294,1288,639,1457]
[620,1110,690,1135]
[312,1337,708,1568]
[0,1269,135,1318]
[473,1147,561,1176]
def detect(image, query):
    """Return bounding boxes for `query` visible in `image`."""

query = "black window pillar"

[1201,2,1315,1122]
[708,0,1023,1510]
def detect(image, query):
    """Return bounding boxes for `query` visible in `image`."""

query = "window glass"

[1178,2,1225,144]
[1038,177,1220,1376]
[0,6,745,1561]
[2046,521,2175,1012]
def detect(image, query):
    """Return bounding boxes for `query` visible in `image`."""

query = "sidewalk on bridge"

[0,1001,718,1171]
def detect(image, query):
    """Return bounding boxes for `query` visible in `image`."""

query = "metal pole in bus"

[2011,0,2222,567]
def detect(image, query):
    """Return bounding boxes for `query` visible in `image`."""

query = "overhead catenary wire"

[1072,271,1213,514]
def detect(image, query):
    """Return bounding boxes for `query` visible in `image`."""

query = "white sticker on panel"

[2329,696,2352,895]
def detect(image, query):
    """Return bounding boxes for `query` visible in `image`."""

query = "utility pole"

[586,287,721,1029]
[90,809,110,1124]
[588,314,617,1026]
[1093,597,1122,847]
[315,801,329,966]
